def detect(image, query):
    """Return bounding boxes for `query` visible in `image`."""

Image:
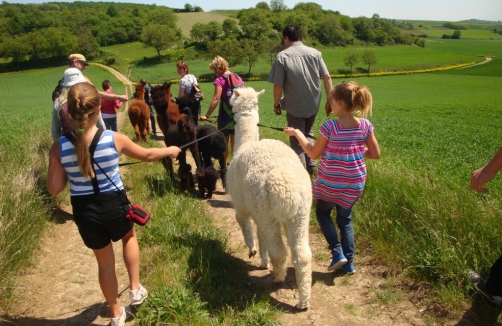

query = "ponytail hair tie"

[79,128,84,133]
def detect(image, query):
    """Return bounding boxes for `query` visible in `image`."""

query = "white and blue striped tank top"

[59,130,124,196]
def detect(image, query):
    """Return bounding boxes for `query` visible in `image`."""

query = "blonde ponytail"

[66,83,101,179]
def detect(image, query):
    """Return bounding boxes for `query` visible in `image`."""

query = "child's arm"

[471,146,502,193]
[114,132,181,161]
[284,127,328,160]
[364,131,380,159]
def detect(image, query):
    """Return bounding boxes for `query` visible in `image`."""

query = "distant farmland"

[175,12,238,38]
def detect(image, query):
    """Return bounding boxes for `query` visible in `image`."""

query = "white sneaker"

[111,307,126,326]
[130,284,148,306]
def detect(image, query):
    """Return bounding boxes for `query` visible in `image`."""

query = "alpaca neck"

[233,111,259,153]
[137,90,145,100]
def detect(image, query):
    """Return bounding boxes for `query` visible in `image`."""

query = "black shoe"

[467,270,502,308]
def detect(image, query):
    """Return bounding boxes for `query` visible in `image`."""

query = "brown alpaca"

[128,83,150,142]
[150,82,180,136]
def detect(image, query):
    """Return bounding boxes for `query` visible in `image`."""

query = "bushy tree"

[184,3,193,12]
[256,2,270,10]
[238,8,273,40]
[270,0,287,12]
[222,19,240,39]
[106,5,118,17]
[76,27,100,59]
[362,50,376,72]
[141,24,180,59]
[190,21,222,43]
[207,38,245,68]
[344,52,359,73]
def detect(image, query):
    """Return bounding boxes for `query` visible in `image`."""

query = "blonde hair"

[55,87,70,113]
[209,56,229,75]
[66,83,101,179]
[330,81,372,117]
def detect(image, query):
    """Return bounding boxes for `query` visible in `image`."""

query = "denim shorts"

[71,190,133,250]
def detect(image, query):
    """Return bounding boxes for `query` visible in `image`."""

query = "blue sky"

[12,0,502,22]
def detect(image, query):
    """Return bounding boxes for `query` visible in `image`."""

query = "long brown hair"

[330,81,373,117]
[66,83,101,179]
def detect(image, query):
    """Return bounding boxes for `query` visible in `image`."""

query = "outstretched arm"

[284,127,328,160]
[114,132,181,161]
[471,146,502,193]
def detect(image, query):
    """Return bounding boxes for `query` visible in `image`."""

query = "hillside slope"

[175,12,238,38]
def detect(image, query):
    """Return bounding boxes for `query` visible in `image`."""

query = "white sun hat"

[62,68,88,87]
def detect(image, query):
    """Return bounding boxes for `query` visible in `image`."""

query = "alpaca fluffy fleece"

[128,83,150,142]
[196,165,219,198]
[226,87,313,310]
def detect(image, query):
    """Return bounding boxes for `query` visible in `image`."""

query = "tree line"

[0,1,424,73]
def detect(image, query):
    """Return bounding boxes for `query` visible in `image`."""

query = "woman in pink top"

[284,81,380,275]
[100,80,123,131]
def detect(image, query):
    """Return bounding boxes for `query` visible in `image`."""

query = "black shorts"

[71,190,133,250]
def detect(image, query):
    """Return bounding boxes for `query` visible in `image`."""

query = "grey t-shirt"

[268,41,329,118]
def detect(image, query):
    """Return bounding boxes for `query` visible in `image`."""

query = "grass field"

[175,12,238,38]
[2,32,502,322]
[99,42,481,84]
[419,29,502,39]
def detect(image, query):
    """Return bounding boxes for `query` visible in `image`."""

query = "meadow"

[101,41,481,84]
[1,36,502,323]
[419,29,502,39]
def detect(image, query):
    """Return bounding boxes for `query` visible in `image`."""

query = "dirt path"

[1,65,484,326]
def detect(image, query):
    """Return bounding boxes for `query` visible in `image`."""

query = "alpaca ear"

[257,89,265,97]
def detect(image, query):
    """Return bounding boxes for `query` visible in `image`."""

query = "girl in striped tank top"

[48,83,181,326]
[284,81,380,275]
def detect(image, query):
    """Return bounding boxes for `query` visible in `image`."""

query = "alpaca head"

[177,114,197,143]
[230,87,265,114]
[151,81,173,115]
[134,82,145,100]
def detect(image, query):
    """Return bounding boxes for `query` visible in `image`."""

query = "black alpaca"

[196,124,227,189]
[162,114,201,188]
[196,165,219,199]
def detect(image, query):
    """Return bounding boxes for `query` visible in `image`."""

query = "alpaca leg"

[235,211,256,258]
[256,227,269,269]
[161,157,175,181]
[133,124,140,142]
[284,219,312,310]
[261,222,287,283]
[140,119,148,141]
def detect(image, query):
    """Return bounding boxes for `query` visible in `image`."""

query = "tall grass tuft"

[0,128,54,304]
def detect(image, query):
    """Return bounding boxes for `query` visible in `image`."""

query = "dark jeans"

[315,199,355,264]
[487,254,502,296]
[286,112,317,171]
[103,117,117,132]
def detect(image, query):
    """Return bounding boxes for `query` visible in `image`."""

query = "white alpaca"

[226,87,313,310]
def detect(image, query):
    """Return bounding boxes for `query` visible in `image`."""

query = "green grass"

[3,35,502,322]
[419,29,502,39]
[424,38,502,58]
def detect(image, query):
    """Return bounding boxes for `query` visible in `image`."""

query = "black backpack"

[52,78,64,102]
